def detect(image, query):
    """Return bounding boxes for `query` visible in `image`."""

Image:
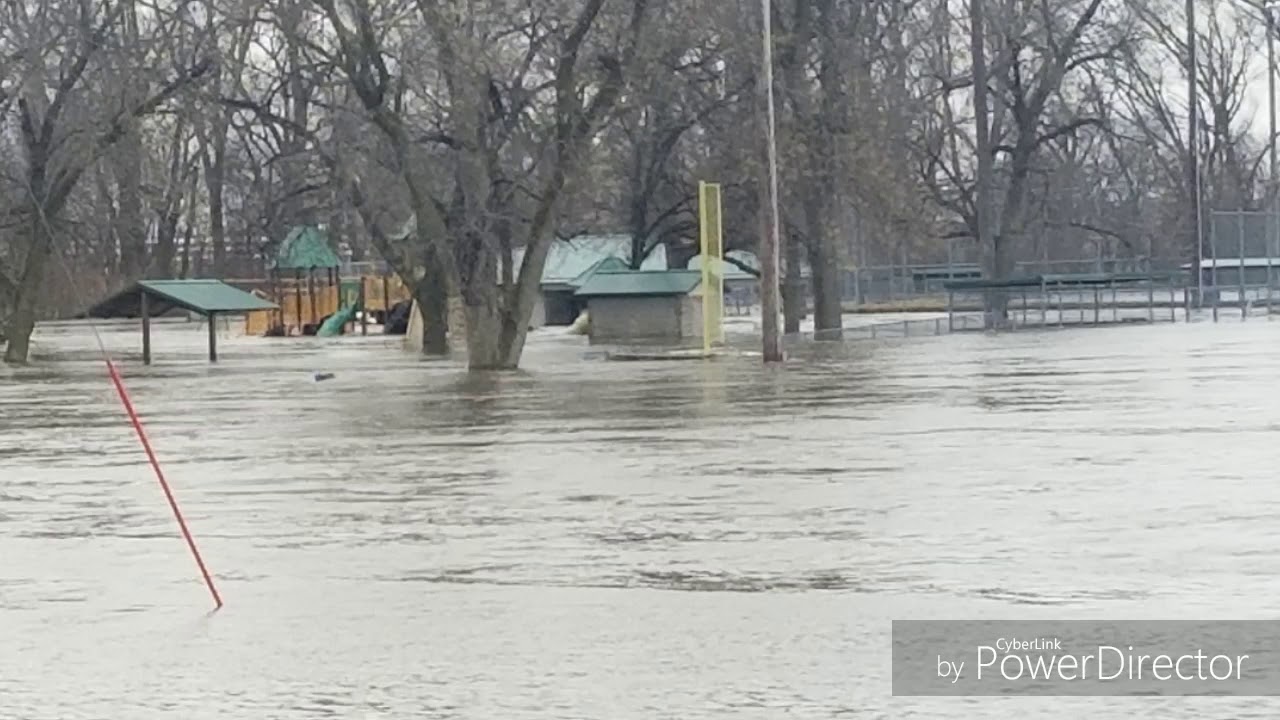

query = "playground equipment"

[699,181,725,353]
[242,225,411,336]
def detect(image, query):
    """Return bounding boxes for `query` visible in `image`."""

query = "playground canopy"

[275,225,340,270]
[86,279,277,364]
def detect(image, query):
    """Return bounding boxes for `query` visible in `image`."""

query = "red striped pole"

[105,360,223,610]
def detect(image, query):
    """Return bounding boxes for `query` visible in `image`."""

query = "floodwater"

[3,316,1280,719]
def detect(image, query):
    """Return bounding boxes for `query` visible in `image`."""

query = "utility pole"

[969,0,996,328]
[760,0,783,362]
[1270,5,1277,203]
[1267,2,1278,256]
[1187,0,1203,305]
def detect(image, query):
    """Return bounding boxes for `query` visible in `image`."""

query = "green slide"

[317,304,358,337]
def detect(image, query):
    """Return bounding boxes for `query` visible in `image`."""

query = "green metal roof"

[568,256,631,288]
[85,280,278,318]
[275,225,340,270]
[516,234,668,284]
[575,270,702,298]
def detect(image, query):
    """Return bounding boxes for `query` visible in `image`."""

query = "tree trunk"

[117,150,146,277]
[205,156,227,275]
[627,143,648,268]
[464,295,533,371]
[412,258,450,355]
[463,299,508,369]
[807,245,842,338]
[969,0,1001,328]
[783,230,804,333]
[803,194,842,338]
[0,281,11,346]
[179,169,198,278]
[3,219,52,364]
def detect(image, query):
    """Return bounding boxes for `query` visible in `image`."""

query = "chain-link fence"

[1200,210,1280,314]
[840,257,1183,306]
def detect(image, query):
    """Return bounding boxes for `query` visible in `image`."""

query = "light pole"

[760,0,783,362]
[1266,1,1279,257]
[1187,0,1203,306]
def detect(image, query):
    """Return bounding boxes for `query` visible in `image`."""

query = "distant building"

[574,270,704,345]
[1184,257,1280,287]
[513,235,668,327]
[386,221,669,328]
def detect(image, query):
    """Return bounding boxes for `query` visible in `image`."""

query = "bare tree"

[310,0,646,368]
[0,0,212,363]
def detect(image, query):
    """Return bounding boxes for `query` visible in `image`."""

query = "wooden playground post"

[359,278,368,336]
[307,268,317,329]
[327,268,337,316]
[294,269,303,335]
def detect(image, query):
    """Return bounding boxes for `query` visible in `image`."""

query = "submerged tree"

[310,0,648,368]
[0,0,213,363]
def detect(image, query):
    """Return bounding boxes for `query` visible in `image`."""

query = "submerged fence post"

[1239,211,1247,320]
[1039,281,1048,327]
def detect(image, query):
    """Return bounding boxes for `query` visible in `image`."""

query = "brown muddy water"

[3,318,1280,718]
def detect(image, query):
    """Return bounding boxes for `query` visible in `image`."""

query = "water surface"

[3,318,1279,718]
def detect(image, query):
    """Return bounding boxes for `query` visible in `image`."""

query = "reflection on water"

[3,318,1280,718]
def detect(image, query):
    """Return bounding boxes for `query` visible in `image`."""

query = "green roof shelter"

[86,279,277,364]
[573,270,705,345]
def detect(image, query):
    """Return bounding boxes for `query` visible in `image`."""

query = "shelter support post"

[208,312,218,362]
[141,290,151,365]
[1148,281,1155,323]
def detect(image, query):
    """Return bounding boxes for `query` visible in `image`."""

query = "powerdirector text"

[892,620,1280,696]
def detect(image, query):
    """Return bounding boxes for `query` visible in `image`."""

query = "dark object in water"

[384,299,413,335]
[313,372,335,382]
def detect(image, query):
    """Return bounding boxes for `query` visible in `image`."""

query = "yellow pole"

[699,181,724,354]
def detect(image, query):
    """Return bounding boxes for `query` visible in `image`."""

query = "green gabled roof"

[275,225,340,270]
[85,279,278,318]
[574,270,702,298]
[569,256,631,288]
